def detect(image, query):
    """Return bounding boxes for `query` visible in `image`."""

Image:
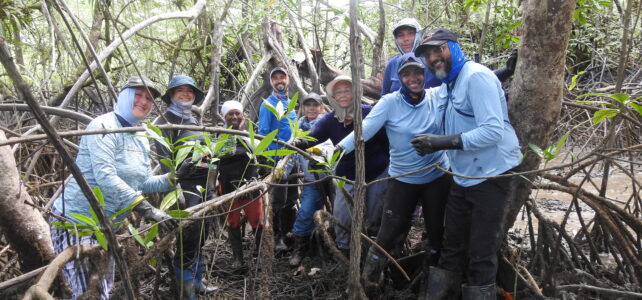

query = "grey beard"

[435,69,448,79]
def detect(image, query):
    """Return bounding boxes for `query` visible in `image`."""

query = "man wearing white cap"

[217,100,264,269]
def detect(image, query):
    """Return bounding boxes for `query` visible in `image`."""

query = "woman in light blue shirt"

[337,53,450,284]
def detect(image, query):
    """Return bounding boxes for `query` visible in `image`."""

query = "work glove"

[175,153,212,180]
[306,147,323,156]
[411,134,462,156]
[494,49,518,82]
[133,199,178,232]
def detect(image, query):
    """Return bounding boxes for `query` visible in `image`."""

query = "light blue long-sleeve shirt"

[439,61,522,187]
[338,89,448,184]
[53,112,174,224]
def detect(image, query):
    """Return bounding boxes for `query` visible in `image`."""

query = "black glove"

[411,134,462,156]
[175,153,212,179]
[494,49,518,82]
[133,200,177,231]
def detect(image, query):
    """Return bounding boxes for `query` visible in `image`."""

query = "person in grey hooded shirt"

[50,76,177,300]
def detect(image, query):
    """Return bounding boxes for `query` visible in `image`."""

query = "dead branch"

[557,284,642,298]
[0,104,93,124]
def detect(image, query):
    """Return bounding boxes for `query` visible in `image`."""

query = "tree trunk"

[0,130,55,271]
[503,0,576,231]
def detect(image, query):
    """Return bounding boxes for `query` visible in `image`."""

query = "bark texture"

[503,0,577,230]
[0,130,55,271]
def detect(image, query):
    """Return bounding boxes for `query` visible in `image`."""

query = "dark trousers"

[174,187,211,272]
[270,178,299,237]
[374,175,450,254]
[438,175,511,286]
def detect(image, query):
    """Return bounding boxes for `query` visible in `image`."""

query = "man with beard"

[412,28,523,300]
[257,67,298,250]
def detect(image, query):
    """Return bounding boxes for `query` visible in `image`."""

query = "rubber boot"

[194,261,218,295]
[253,226,264,254]
[425,267,462,300]
[361,247,387,284]
[462,283,495,300]
[175,267,197,300]
[288,235,309,266]
[228,226,244,268]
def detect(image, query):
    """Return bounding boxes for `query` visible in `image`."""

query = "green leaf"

[95,231,108,250]
[262,102,280,119]
[160,159,173,170]
[175,145,193,167]
[528,143,545,159]
[248,121,256,149]
[554,131,570,157]
[592,109,619,124]
[167,210,190,218]
[69,213,97,226]
[112,196,145,220]
[607,93,630,104]
[144,223,158,245]
[259,149,297,157]
[287,92,299,114]
[160,189,181,211]
[627,102,642,116]
[573,100,618,108]
[213,134,230,153]
[176,134,208,145]
[128,224,147,248]
[92,186,105,208]
[143,123,170,150]
[254,129,278,154]
[568,71,585,91]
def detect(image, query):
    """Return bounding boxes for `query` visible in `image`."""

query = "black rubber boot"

[253,226,264,254]
[425,266,462,300]
[462,283,495,300]
[228,226,244,268]
[361,247,388,284]
[288,235,309,266]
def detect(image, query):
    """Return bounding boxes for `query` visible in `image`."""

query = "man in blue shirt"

[258,67,298,250]
[412,28,523,300]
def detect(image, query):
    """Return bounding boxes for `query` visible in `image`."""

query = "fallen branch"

[0,104,93,124]
[557,284,642,298]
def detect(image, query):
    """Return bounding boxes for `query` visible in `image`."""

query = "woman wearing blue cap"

[337,53,451,285]
[154,75,218,299]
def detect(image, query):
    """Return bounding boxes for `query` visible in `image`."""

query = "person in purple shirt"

[293,75,389,255]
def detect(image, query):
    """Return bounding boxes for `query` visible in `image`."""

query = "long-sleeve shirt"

[53,112,174,224]
[439,61,522,187]
[299,105,389,182]
[381,55,442,96]
[258,94,297,162]
[338,90,448,184]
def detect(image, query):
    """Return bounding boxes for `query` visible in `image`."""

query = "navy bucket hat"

[161,75,205,105]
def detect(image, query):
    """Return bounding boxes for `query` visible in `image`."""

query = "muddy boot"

[425,267,461,300]
[289,235,309,266]
[253,226,264,254]
[361,247,387,284]
[228,226,244,268]
[462,284,495,300]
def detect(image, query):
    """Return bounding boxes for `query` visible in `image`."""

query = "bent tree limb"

[0,38,137,300]
[0,104,93,124]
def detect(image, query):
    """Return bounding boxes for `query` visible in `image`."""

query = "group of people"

[49,16,521,300]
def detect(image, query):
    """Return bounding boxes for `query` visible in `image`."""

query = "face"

[224,109,244,130]
[395,27,417,53]
[424,43,452,79]
[332,81,353,109]
[132,87,154,118]
[171,85,195,103]
[400,65,425,93]
[303,101,322,120]
[271,72,289,91]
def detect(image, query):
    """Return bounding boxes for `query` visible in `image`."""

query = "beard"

[429,57,452,79]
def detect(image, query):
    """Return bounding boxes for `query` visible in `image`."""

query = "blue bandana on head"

[442,41,470,84]
[397,53,426,106]
[114,88,146,126]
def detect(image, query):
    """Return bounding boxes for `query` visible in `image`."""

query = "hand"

[306,147,323,155]
[133,200,178,231]
[175,158,198,179]
[505,48,518,74]
[411,134,463,156]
